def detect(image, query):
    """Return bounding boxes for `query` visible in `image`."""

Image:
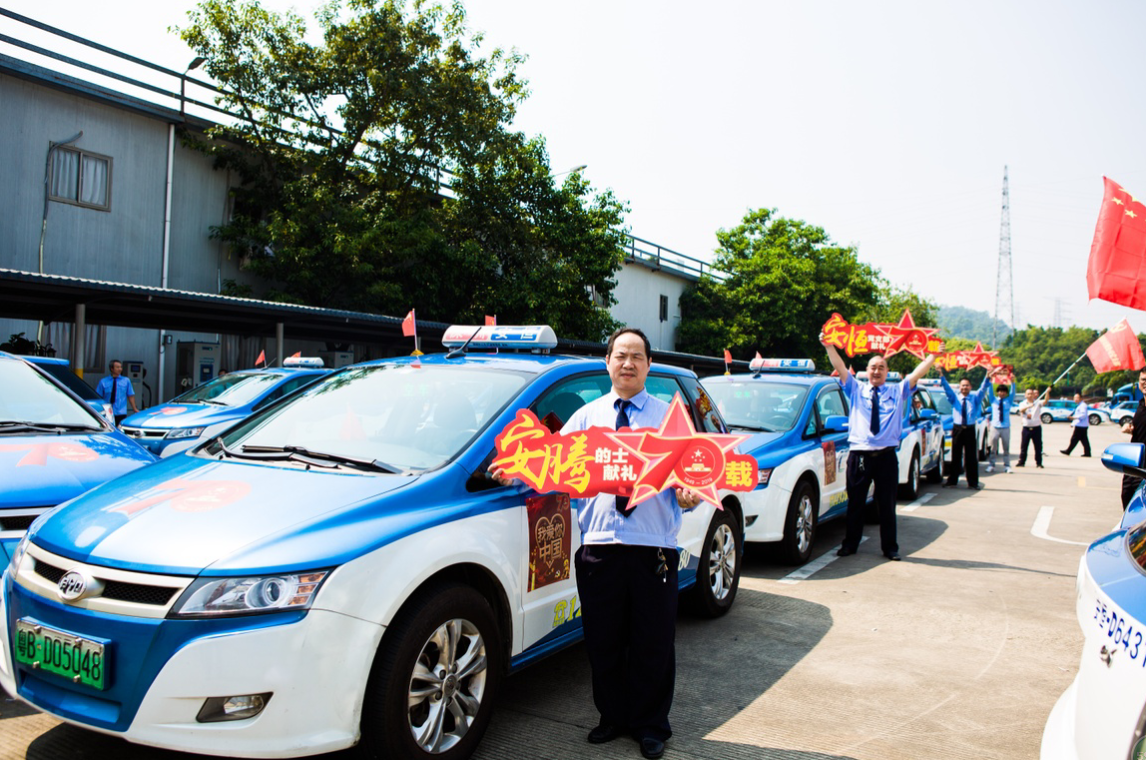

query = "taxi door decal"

[0,441,98,467]
[527,493,571,591]
[822,441,837,485]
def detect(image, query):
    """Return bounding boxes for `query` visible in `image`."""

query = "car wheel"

[978,432,988,461]
[1090,413,1101,425]
[684,507,741,617]
[1121,415,1134,426]
[359,582,502,760]
[898,451,920,501]
[926,451,943,483]
[780,480,817,565]
[1041,413,1053,424]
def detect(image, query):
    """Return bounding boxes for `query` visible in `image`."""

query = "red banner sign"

[821,310,943,359]
[933,342,1002,372]
[492,395,758,509]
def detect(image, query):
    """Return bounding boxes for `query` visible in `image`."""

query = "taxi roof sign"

[441,325,558,351]
[749,357,816,373]
[283,356,325,368]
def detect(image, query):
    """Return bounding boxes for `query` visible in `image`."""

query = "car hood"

[0,432,156,509]
[27,454,430,576]
[121,404,240,429]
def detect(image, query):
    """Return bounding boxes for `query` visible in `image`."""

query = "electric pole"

[994,166,1014,347]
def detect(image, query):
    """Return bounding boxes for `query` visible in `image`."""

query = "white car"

[1041,441,1146,759]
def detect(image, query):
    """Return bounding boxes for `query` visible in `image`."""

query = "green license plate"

[14,619,107,690]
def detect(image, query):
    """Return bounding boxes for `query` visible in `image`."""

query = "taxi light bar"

[749,358,815,373]
[283,357,325,368]
[442,325,558,351]
[856,371,902,382]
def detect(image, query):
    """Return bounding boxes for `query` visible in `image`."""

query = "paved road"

[1,421,1127,760]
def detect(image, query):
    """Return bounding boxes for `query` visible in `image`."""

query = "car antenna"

[446,327,484,359]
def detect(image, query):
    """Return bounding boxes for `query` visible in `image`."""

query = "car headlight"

[165,426,206,440]
[169,571,329,618]
[758,468,774,486]
[8,534,29,576]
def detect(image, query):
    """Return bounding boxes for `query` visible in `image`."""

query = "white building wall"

[610,263,692,352]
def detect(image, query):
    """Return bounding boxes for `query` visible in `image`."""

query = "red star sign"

[608,395,749,509]
[882,309,940,359]
[963,342,999,369]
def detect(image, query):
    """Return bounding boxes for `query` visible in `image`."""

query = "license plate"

[14,619,107,690]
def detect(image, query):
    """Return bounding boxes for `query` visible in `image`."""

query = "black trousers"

[1063,426,1091,456]
[1017,426,1043,466]
[843,447,898,554]
[948,425,979,486]
[574,543,678,742]
[1122,475,1141,510]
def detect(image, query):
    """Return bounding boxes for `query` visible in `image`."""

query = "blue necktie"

[961,397,968,425]
[870,386,880,435]
[996,400,1003,423]
[615,399,632,514]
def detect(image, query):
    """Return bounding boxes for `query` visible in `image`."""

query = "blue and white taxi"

[1041,442,1146,760]
[0,352,157,564]
[0,327,742,760]
[701,358,851,564]
[119,359,329,457]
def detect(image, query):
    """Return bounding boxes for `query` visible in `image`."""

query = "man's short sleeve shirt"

[840,373,907,451]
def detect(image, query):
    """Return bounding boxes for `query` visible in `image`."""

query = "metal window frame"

[48,144,113,212]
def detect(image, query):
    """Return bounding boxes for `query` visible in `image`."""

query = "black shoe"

[943,482,957,488]
[971,483,984,490]
[1081,454,1092,458]
[836,546,857,557]
[1060,449,1070,455]
[640,737,666,759]
[1016,462,1025,467]
[884,551,902,561]
[1037,464,1044,468]
[588,724,624,744]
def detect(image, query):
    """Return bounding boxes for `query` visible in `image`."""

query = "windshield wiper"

[225,443,402,473]
[731,424,773,433]
[198,399,228,406]
[0,421,102,434]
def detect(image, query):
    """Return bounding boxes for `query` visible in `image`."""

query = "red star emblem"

[964,342,998,369]
[883,309,940,359]
[607,395,748,508]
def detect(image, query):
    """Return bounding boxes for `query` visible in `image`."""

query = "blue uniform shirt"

[561,389,681,549]
[95,375,135,416]
[1071,402,1090,428]
[839,373,908,451]
[940,374,991,426]
[988,383,1016,429]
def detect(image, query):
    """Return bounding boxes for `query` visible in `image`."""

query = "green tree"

[677,208,883,360]
[178,0,626,340]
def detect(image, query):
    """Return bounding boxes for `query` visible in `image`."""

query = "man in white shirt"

[1060,393,1092,457]
[1015,387,1049,468]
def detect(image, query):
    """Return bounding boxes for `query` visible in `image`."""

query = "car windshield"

[173,372,285,407]
[926,389,953,415]
[33,362,101,402]
[704,380,809,433]
[216,363,527,471]
[0,361,102,428]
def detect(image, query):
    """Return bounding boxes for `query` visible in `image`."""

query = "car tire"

[1121,416,1134,426]
[898,451,920,501]
[684,507,741,617]
[926,451,943,483]
[1090,414,1101,426]
[780,480,817,565]
[359,582,503,760]
[978,432,988,461]
[1041,413,1053,424]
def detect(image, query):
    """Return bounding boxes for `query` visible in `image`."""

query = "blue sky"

[5,0,1146,335]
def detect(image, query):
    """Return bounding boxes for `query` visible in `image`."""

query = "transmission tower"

[994,166,1014,347]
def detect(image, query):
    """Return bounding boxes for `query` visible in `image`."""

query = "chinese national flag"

[255,350,265,367]
[1086,319,1146,373]
[1087,177,1146,310]
[723,349,732,365]
[485,314,497,326]
[402,309,416,337]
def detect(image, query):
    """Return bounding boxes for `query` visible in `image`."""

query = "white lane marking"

[778,536,869,584]
[901,492,936,512]
[1031,506,1089,546]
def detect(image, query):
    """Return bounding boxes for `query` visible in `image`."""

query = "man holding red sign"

[491,327,701,760]
[821,337,937,561]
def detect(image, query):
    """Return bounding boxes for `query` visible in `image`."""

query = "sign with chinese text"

[527,493,571,591]
[492,395,758,509]
[821,310,943,359]
[933,342,1002,372]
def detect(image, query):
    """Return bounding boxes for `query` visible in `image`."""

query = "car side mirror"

[823,415,849,434]
[1101,443,1146,477]
[918,409,937,420]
